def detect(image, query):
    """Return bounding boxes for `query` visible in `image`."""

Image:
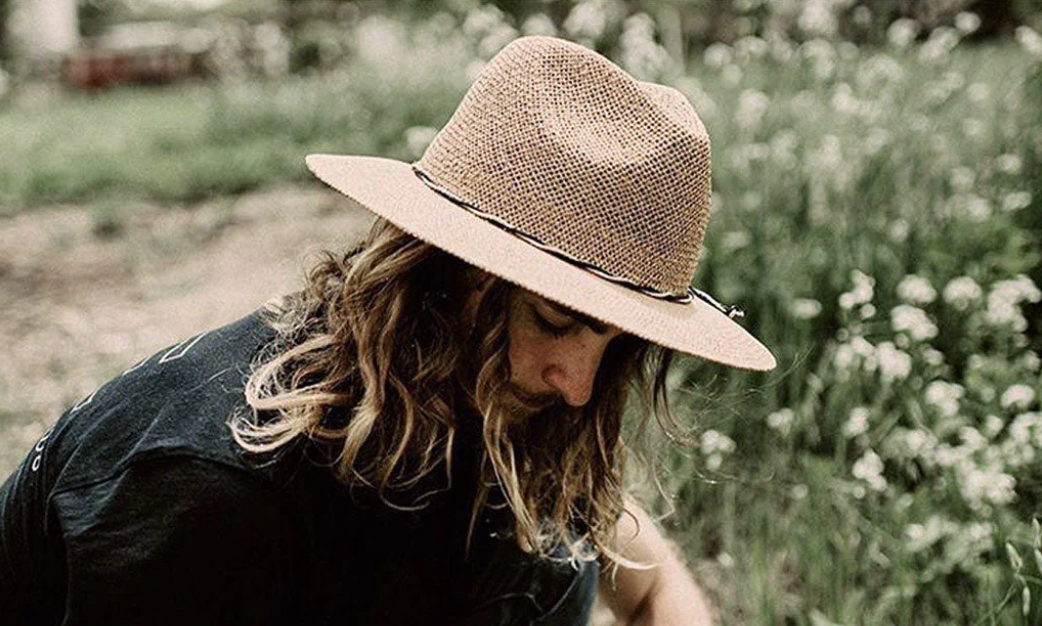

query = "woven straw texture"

[417,37,711,296]
[305,36,776,371]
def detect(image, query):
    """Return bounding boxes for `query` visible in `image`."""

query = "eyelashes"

[531,307,571,338]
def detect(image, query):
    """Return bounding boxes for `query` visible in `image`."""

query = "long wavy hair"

[232,218,678,565]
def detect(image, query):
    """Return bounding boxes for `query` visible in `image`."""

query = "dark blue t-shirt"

[0,311,597,625]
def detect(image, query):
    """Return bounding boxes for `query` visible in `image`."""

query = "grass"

[0,66,468,213]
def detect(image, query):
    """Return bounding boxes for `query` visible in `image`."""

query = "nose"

[542,337,607,407]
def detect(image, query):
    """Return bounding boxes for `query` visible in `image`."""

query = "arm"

[598,499,716,626]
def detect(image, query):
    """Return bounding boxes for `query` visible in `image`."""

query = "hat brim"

[306,154,776,371]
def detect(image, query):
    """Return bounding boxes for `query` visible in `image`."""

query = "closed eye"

[531,307,571,338]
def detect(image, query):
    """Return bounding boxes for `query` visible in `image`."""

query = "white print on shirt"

[160,332,209,363]
[32,331,210,472]
[30,427,54,472]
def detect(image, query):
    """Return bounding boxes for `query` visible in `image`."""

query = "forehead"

[521,292,619,336]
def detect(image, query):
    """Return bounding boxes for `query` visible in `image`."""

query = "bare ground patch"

[0,186,373,474]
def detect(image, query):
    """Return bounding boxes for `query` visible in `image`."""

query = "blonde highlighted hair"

[232,218,678,564]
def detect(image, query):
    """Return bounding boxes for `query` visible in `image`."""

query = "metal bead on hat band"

[687,287,745,320]
[411,165,745,320]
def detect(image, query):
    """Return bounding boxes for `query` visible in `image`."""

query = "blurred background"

[2,0,1042,623]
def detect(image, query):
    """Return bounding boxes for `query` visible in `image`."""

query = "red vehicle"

[61,22,212,90]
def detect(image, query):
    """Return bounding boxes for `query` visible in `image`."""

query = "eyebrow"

[538,298,614,335]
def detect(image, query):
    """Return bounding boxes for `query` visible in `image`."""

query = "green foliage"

[651,35,1042,626]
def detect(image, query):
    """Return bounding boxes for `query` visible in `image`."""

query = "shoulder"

[40,310,281,495]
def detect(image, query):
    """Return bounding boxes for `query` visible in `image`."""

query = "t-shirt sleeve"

[0,441,68,626]
[53,456,295,626]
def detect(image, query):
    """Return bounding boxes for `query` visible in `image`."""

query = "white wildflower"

[985,298,1027,331]
[894,333,911,350]
[963,195,991,221]
[1008,412,1042,445]
[924,380,964,417]
[923,349,945,367]
[722,230,751,250]
[919,27,960,63]
[834,336,877,372]
[520,13,557,37]
[889,219,909,243]
[722,64,743,85]
[942,276,982,311]
[462,5,519,59]
[831,82,860,115]
[996,154,1022,174]
[797,0,838,38]
[734,36,769,64]
[887,18,920,49]
[891,305,938,342]
[949,166,975,192]
[852,336,875,358]
[983,414,1004,438]
[853,450,887,492]
[1001,438,1036,468]
[701,429,736,455]
[858,54,904,91]
[1016,26,1042,57]
[1001,385,1037,411]
[563,0,623,45]
[985,275,1041,332]
[962,118,986,140]
[767,408,795,434]
[896,275,937,305]
[955,12,981,35]
[967,82,990,104]
[934,443,969,468]
[770,37,796,63]
[800,39,837,81]
[618,14,674,80]
[960,466,1016,508]
[905,429,938,459]
[960,427,986,452]
[864,127,891,156]
[703,43,733,69]
[908,514,950,549]
[833,342,857,371]
[843,406,871,438]
[770,129,799,166]
[1002,191,1032,212]
[716,551,735,569]
[876,342,912,383]
[905,516,955,552]
[791,298,822,319]
[859,303,876,320]
[403,126,438,160]
[1020,351,1041,372]
[736,89,771,129]
[840,270,875,309]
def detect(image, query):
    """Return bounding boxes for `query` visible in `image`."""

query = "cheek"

[507,321,548,383]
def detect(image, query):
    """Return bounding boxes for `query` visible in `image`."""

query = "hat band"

[411,165,744,319]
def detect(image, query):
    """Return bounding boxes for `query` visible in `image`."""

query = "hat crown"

[416,36,712,296]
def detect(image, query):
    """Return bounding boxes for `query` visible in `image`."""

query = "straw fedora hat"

[306,36,775,371]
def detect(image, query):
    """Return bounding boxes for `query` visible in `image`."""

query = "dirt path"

[0,186,373,473]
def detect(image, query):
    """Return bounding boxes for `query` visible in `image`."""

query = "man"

[0,36,774,624]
